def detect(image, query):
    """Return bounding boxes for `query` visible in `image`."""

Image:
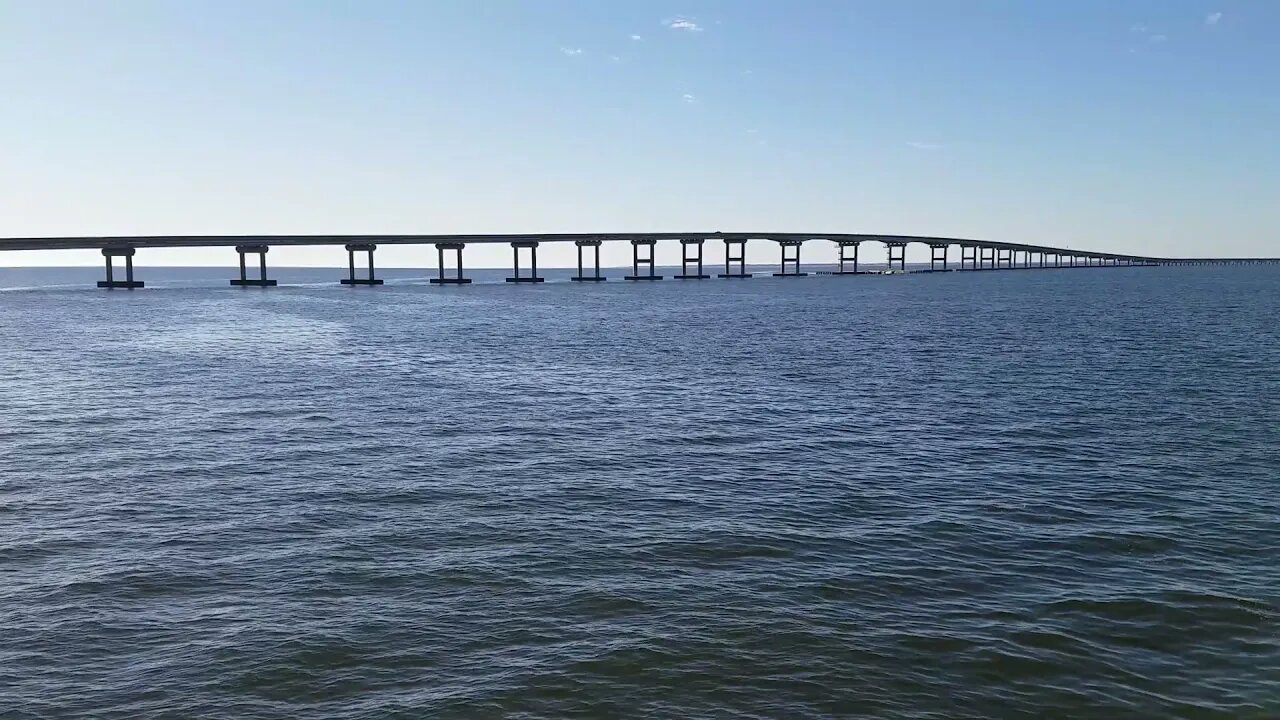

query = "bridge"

[0,232,1274,288]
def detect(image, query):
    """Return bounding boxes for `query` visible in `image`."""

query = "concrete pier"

[625,239,662,280]
[773,240,807,277]
[431,242,471,284]
[980,246,995,269]
[929,244,948,271]
[230,245,276,287]
[97,247,143,289]
[997,248,1012,269]
[960,245,977,270]
[341,243,383,286]
[506,241,544,283]
[886,242,907,272]
[571,239,606,281]
[719,238,751,278]
[674,239,710,279]
[834,240,864,275]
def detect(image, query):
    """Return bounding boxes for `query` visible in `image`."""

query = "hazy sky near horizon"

[1,0,1276,268]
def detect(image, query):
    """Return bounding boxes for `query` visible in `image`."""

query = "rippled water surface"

[2,265,1278,719]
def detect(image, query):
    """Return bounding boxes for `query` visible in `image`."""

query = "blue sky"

[1,0,1275,267]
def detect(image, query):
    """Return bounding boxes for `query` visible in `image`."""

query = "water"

[2,264,1278,719]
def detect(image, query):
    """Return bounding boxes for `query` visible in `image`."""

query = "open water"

[1,264,1277,719]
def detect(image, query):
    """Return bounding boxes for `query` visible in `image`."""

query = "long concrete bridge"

[0,232,1273,288]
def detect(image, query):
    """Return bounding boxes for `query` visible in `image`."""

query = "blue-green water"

[1,265,1277,718]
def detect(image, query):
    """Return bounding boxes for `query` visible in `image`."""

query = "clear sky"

[1,0,1275,268]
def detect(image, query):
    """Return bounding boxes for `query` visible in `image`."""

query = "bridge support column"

[431,243,471,284]
[231,245,276,286]
[675,239,710,279]
[996,248,1012,269]
[341,244,383,286]
[929,244,948,271]
[571,239,605,281]
[980,246,995,269]
[625,239,662,280]
[506,241,544,283]
[98,247,143,289]
[1022,251,1031,269]
[834,241,861,274]
[719,238,751,278]
[960,245,977,270]
[886,242,907,271]
[773,240,807,277]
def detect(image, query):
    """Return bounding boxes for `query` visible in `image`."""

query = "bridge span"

[0,232,1273,288]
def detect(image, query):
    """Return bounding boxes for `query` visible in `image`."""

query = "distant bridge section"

[0,233,1273,289]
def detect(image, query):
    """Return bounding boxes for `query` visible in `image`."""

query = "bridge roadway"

[0,232,1274,288]
[0,232,1169,258]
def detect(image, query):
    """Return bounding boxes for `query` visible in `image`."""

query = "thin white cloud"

[666,17,704,32]
[682,93,697,104]
[906,141,942,150]
[1128,23,1168,46]
[609,55,621,62]
[630,34,643,40]
[559,47,583,56]
[1205,12,1223,25]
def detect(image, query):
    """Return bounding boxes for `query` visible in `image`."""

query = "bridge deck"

[0,232,1152,260]
[0,233,1273,264]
